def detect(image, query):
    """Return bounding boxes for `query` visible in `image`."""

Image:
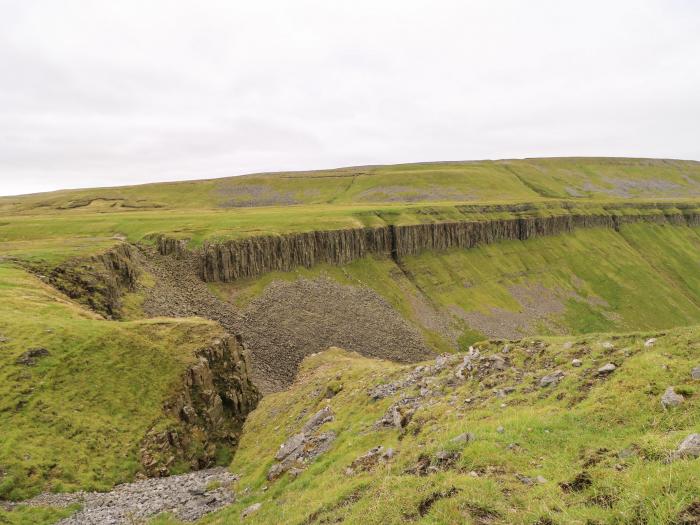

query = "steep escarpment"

[140,335,260,477]
[30,243,141,318]
[198,208,700,282]
[200,227,392,281]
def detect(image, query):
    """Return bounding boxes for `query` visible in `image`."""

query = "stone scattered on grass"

[571,359,582,367]
[267,408,336,480]
[496,426,505,434]
[15,347,49,366]
[539,370,565,387]
[660,387,684,409]
[450,432,476,444]
[242,502,262,519]
[692,366,700,380]
[517,474,547,485]
[644,338,656,347]
[301,406,334,433]
[12,467,237,524]
[346,445,396,474]
[672,433,700,460]
[597,363,616,375]
[405,451,461,476]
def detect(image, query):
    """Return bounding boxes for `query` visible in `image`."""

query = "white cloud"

[0,0,699,195]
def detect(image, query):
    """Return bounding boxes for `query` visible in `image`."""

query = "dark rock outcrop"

[200,227,392,281]
[15,347,50,366]
[155,235,191,259]
[139,335,260,477]
[38,243,140,318]
[195,209,700,282]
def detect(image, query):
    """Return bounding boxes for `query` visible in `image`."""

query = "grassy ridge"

[2,158,700,213]
[0,264,224,499]
[157,328,700,524]
[2,199,700,266]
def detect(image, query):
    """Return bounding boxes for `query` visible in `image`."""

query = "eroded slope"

[0,264,258,500]
[190,330,699,524]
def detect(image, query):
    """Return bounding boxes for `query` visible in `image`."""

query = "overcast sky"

[1,0,699,196]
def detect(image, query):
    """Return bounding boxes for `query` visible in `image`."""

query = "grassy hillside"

[0,263,226,500]
[2,158,700,214]
[151,328,700,525]
[1,157,700,523]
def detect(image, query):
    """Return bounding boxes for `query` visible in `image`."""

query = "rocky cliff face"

[197,210,700,282]
[139,335,260,477]
[41,243,140,318]
[155,235,191,259]
[200,227,393,281]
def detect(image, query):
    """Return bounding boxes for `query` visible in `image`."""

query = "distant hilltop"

[2,157,700,213]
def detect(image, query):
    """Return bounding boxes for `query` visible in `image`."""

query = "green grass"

[3,158,700,213]
[0,264,226,500]
[0,504,79,525]
[403,223,700,335]
[2,157,700,265]
[150,328,699,525]
[2,156,700,522]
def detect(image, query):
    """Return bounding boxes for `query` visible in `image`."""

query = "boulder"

[644,338,656,347]
[571,359,582,367]
[672,434,700,460]
[539,370,565,387]
[349,446,384,472]
[486,354,508,371]
[241,503,261,519]
[450,432,476,444]
[661,387,684,409]
[275,433,305,461]
[302,406,334,433]
[597,363,616,375]
[692,366,700,381]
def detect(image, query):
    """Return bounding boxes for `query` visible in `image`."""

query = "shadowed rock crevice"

[139,335,260,477]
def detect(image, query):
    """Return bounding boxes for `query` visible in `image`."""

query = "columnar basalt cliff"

[155,235,191,259]
[200,227,393,281]
[140,334,260,477]
[197,209,700,282]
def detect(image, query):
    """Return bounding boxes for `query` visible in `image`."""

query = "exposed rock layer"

[197,210,700,282]
[43,243,140,318]
[140,335,259,477]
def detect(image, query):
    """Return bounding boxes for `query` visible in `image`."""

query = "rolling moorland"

[0,157,699,524]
